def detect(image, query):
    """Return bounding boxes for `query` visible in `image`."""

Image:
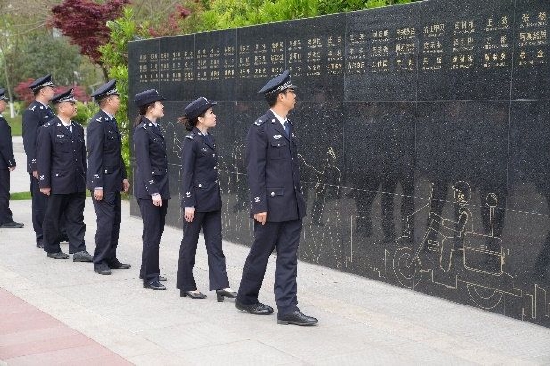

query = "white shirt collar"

[58,117,71,127]
[102,110,114,119]
[270,109,287,127]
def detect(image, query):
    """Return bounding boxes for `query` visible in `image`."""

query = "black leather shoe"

[235,300,274,315]
[216,289,237,302]
[277,310,318,326]
[144,281,166,290]
[0,221,24,228]
[47,251,69,259]
[36,242,44,249]
[73,251,93,262]
[94,263,112,275]
[108,259,131,269]
[180,289,206,299]
[139,274,167,281]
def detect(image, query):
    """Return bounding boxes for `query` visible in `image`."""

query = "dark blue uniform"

[22,101,55,246]
[0,114,16,225]
[86,110,127,269]
[237,110,306,315]
[37,117,87,254]
[133,117,170,284]
[177,127,230,292]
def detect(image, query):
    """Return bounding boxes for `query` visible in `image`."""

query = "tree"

[14,78,89,106]
[49,0,130,81]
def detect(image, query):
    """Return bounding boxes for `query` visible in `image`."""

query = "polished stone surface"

[128,0,550,328]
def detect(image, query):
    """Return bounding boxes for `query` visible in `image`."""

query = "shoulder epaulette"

[43,121,54,128]
[253,118,266,126]
[185,132,195,140]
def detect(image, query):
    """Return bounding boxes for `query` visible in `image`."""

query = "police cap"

[29,74,55,92]
[0,88,7,101]
[258,70,297,95]
[134,89,166,108]
[52,88,77,104]
[91,79,119,102]
[184,97,217,120]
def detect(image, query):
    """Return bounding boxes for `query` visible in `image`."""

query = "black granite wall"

[128,0,550,327]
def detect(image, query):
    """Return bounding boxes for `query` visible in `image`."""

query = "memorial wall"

[128,0,550,327]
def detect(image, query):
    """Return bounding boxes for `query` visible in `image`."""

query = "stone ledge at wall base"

[128,0,550,328]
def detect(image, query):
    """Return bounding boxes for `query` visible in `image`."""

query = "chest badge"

[273,135,282,140]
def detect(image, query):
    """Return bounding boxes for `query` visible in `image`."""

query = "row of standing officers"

[12,70,317,326]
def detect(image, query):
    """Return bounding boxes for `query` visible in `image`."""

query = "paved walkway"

[1,137,550,365]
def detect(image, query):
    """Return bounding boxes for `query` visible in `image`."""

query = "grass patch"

[5,115,22,136]
[10,191,31,200]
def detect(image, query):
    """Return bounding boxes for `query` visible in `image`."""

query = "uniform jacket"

[86,110,127,192]
[0,115,16,169]
[22,101,55,173]
[36,117,86,194]
[133,116,170,200]
[180,127,221,212]
[246,109,306,222]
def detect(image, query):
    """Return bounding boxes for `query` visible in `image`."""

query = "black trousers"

[30,174,47,245]
[43,192,86,254]
[177,210,230,291]
[237,219,302,315]
[138,198,167,283]
[0,168,13,224]
[92,191,122,266]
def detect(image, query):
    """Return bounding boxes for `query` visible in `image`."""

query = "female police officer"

[176,97,236,301]
[133,89,170,290]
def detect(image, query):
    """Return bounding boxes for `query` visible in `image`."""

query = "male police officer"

[22,74,55,247]
[0,88,23,228]
[236,70,318,326]
[87,80,130,275]
[37,89,92,261]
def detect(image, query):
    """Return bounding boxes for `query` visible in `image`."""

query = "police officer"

[22,74,55,247]
[37,89,92,262]
[0,88,23,228]
[133,89,170,290]
[87,80,130,275]
[236,70,318,326]
[176,97,236,301]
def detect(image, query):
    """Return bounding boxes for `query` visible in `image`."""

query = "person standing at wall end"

[236,70,318,326]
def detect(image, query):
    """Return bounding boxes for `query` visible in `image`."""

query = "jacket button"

[271,192,275,197]
[199,184,202,188]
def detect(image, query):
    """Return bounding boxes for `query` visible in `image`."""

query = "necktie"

[283,120,290,137]
[65,124,72,133]
[111,118,119,133]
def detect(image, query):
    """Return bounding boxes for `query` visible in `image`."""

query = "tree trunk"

[101,65,110,82]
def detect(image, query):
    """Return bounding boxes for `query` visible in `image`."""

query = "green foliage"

[197,0,414,30]
[73,101,99,126]
[5,114,22,136]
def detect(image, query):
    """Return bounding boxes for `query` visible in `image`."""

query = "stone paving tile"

[174,339,301,365]
[0,289,131,365]
[4,344,123,366]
